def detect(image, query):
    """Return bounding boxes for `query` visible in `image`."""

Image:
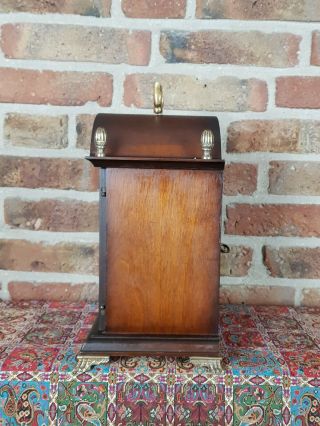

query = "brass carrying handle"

[153,82,163,114]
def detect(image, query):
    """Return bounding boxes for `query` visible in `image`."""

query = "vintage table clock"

[77,83,225,372]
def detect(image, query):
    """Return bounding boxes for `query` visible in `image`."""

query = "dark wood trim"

[86,156,225,171]
[82,316,220,357]
[91,113,222,159]
[98,168,107,332]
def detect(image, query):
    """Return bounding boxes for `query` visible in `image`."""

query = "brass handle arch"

[153,82,163,114]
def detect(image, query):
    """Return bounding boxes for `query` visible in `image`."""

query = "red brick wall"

[0,0,319,305]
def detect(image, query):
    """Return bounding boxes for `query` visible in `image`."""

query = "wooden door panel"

[105,168,222,335]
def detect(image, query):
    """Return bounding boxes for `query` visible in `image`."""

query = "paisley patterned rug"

[0,300,319,425]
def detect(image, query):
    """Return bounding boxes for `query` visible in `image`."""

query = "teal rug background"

[0,301,319,424]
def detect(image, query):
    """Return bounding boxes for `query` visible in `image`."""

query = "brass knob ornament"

[201,129,214,160]
[94,127,107,157]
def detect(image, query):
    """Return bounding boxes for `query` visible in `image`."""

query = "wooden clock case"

[79,112,224,363]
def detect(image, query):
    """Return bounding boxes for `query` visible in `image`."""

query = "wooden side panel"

[105,168,222,335]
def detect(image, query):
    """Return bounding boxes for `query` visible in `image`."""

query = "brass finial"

[153,81,163,114]
[201,129,214,160]
[94,127,107,157]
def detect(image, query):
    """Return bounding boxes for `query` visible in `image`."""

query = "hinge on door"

[100,187,106,197]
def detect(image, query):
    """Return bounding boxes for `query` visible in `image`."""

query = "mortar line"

[0,280,9,301]
[246,238,269,280]
[224,194,320,204]
[220,277,320,289]
[110,0,124,19]
[0,111,4,146]
[221,234,320,247]
[0,197,4,228]
[299,27,313,67]
[295,288,302,306]
[111,69,125,110]
[185,0,197,19]
[150,30,162,67]
[1,57,320,77]
[224,153,320,161]
[1,103,320,119]
[255,159,270,195]
[266,76,276,111]
[66,113,77,149]
[0,188,99,201]
[1,13,320,32]
[0,229,99,242]
[0,270,99,282]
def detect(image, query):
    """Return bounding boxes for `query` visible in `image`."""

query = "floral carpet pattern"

[0,301,319,425]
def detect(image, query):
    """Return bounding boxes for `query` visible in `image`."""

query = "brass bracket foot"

[189,357,225,374]
[75,353,110,374]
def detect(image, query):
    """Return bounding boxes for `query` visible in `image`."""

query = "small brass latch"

[153,82,163,114]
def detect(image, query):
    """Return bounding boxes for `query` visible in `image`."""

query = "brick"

[220,245,252,277]
[0,240,98,274]
[2,24,151,66]
[0,156,98,191]
[220,285,295,306]
[0,0,110,16]
[276,77,320,109]
[122,0,186,18]
[124,74,267,112]
[269,161,320,196]
[76,115,95,150]
[264,246,320,278]
[0,68,112,106]
[8,281,98,302]
[196,0,320,21]
[301,289,320,307]
[224,163,257,196]
[160,30,300,68]
[311,31,320,65]
[227,120,320,153]
[4,114,68,149]
[226,204,320,237]
[4,199,98,232]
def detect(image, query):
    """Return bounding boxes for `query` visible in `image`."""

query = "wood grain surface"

[105,168,222,335]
